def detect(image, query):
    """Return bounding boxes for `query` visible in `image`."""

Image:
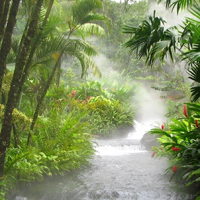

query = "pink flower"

[72,90,76,98]
[172,146,181,151]
[161,124,164,130]
[172,166,177,173]
[195,120,199,128]
[183,105,188,118]
[87,96,92,100]
[151,152,156,157]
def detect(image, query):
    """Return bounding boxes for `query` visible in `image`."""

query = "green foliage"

[0,100,95,199]
[0,104,32,125]
[109,84,136,104]
[82,96,134,136]
[74,80,109,100]
[150,103,200,199]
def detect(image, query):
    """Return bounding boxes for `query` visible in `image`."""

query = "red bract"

[172,146,180,151]
[195,120,199,128]
[183,105,188,118]
[151,152,156,157]
[172,166,177,173]
[72,90,76,98]
[161,124,164,130]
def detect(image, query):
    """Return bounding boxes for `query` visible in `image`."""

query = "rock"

[140,132,160,150]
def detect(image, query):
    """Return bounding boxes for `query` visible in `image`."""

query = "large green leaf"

[158,0,200,13]
[72,0,102,25]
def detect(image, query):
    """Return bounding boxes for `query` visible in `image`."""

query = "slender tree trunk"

[0,0,6,21]
[0,0,43,177]
[84,74,87,99]
[16,0,54,104]
[12,123,18,148]
[0,0,20,92]
[27,31,73,146]
[0,0,11,44]
[27,54,63,146]
[56,60,61,87]
[1,91,6,104]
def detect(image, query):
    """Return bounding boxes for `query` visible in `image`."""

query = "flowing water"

[15,121,194,200]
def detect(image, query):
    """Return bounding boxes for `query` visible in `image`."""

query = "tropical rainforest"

[1,0,200,199]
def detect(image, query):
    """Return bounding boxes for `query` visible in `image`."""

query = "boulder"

[140,132,160,151]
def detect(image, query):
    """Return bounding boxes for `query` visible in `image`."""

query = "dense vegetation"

[122,0,200,199]
[1,0,200,199]
[0,0,141,199]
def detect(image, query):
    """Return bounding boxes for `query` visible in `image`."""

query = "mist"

[148,1,192,28]
[89,52,167,127]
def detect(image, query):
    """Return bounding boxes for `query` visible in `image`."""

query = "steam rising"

[90,53,167,127]
[148,2,191,28]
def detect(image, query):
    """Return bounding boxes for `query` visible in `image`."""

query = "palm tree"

[122,1,200,102]
[0,0,53,177]
[26,0,111,146]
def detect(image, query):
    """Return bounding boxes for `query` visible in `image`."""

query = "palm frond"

[188,62,200,82]
[72,0,102,25]
[32,36,67,67]
[39,13,63,40]
[74,50,101,78]
[69,39,99,56]
[76,23,106,38]
[190,86,200,102]
[158,0,200,13]
[186,3,200,23]
[187,63,200,101]
[146,40,172,66]
[183,50,200,64]
[123,11,179,66]
[80,13,111,29]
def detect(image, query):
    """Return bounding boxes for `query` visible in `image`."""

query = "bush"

[80,96,134,136]
[150,103,200,199]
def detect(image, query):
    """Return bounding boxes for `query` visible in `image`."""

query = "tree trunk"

[0,0,43,177]
[12,123,18,148]
[0,0,20,92]
[56,60,61,87]
[0,0,6,22]
[0,0,11,43]
[27,31,73,146]
[27,52,64,146]
[16,0,54,104]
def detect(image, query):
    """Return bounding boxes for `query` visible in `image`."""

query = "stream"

[15,121,194,200]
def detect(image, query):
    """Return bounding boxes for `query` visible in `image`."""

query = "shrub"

[81,96,134,136]
[150,103,200,199]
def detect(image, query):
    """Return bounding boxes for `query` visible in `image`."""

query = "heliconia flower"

[72,90,76,98]
[172,166,177,173]
[172,146,181,151]
[87,96,92,100]
[183,105,188,118]
[151,152,156,157]
[195,120,199,128]
[161,124,164,130]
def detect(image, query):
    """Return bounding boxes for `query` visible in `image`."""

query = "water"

[14,121,194,200]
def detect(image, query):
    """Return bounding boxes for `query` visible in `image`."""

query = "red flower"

[195,120,199,128]
[87,96,92,100]
[172,166,177,173]
[151,152,156,157]
[172,146,181,151]
[183,105,188,118]
[72,90,76,98]
[161,124,164,130]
